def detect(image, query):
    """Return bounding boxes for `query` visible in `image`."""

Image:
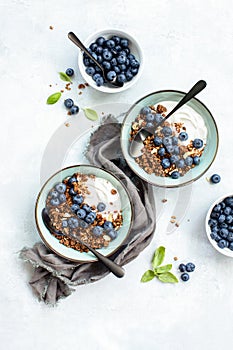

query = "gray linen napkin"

[20,115,156,305]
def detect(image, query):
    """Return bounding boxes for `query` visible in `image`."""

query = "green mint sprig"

[141,246,178,284]
[59,72,72,83]
[47,92,62,104]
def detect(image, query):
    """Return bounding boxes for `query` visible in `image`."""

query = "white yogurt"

[156,101,208,145]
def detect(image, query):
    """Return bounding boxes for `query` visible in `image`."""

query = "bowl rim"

[205,193,233,257]
[78,28,144,94]
[121,89,219,188]
[35,164,134,263]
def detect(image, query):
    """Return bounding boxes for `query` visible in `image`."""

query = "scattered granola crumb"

[65,83,72,90]
[85,82,89,87]
[67,111,71,116]
[174,257,178,261]
[206,177,210,182]
[170,219,176,224]
[78,83,86,89]
[111,189,117,195]
[162,199,168,203]
[102,112,104,115]
[109,202,113,205]
[49,84,52,87]
[60,90,64,93]
[175,222,180,227]
[171,215,176,219]
[78,91,82,95]
[49,25,54,30]
[64,122,70,127]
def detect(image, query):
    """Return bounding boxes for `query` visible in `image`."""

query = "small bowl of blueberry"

[78,29,143,93]
[206,194,233,257]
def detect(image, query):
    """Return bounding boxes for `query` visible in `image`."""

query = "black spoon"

[41,208,125,278]
[68,32,124,88]
[129,80,207,158]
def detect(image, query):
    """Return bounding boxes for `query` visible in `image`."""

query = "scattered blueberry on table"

[66,68,74,77]
[83,35,140,87]
[178,262,195,282]
[64,98,79,115]
[210,174,221,184]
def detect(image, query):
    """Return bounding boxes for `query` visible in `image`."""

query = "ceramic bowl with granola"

[121,90,219,187]
[35,165,133,262]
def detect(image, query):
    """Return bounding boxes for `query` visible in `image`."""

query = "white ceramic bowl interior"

[35,165,133,262]
[78,28,144,93]
[121,90,219,188]
[205,193,233,257]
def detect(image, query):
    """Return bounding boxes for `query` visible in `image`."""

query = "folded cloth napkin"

[20,115,156,305]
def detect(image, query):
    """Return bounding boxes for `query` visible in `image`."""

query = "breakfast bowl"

[78,28,144,93]
[121,90,219,188]
[206,193,233,257]
[35,165,133,262]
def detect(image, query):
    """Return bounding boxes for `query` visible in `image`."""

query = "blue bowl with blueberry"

[78,29,143,93]
[206,194,233,257]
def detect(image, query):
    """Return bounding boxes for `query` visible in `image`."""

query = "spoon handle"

[164,80,207,121]
[68,32,103,71]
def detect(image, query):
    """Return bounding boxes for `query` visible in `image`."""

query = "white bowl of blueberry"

[206,194,233,257]
[78,29,143,93]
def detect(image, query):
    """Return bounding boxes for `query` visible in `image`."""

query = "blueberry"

[65,68,74,77]
[96,77,104,87]
[193,156,200,165]
[161,158,171,169]
[92,226,103,236]
[208,219,218,227]
[210,232,218,240]
[106,39,115,49]
[173,146,180,155]
[50,190,59,198]
[227,232,233,242]
[111,58,117,66]
[69,188,77,196]
[102,61,111,70]
[185,156,193,166]
[68,176,77,186]
[162,126,172,136]
[220,223,228,229]
[153,136,162,146]
[154,114,163,124]
[218,239,229,249]
[70,105,79,115]
[80,220,88,229]
[176,159,185,168]
[93,73,101,81]
[119,64,127,71]
[55,183,66,194]
[103,221,113,231]
[59,194,66,203]
[225,197,233,207]
[210,174,221,184]
[211,212,220,219]
[97,55,103,64]
[163,137,172,147]
[117,54,126,64]
[186,263,195,272]
[95,65,102,72]
[181,273,190,282]
[193,138,203,149]
[71,204,80,213]
[82,204,91,213]
[120,38,129,47]
[90,43,98,52]
[171,171,180,179]
[213,204,221,212]
[103,50,112,61]
[73,195,83,205]
[146,122,154,129]
[130,67,138,76]
[85,213,95,224]
[141,106,151,115]
[170,155,179,164]
[62,220,68,228]
[119,50,127,56]
[96,37,105,46]
[111,35,121,45]
[114,45,122,52]
[113,66,121,74]
[107,229,117,240]
[125,70,133,81]
[68,217,79,229]
[97,202,106,212]
[226,215,233,224]
[212,226,220,233]
[128,53,135,61]
[158,147,166,157]
[172,136,178,145]
[130,59,140,68]
[90,52,98,62]
[96,46,103,54]
[146,114,155,123]
[166,145,174,154]
[64,98,74,108]
[106,70,116,81]
[229,226,233,232]
[179,263,186,272]
[224,207,231,215]
[50,198,60,206]
[77,209,86,219]
[117,73,126,83]
[221,202,226,209]
[179,132,188,141]
[88,211,97,219]
[218,214,225,223]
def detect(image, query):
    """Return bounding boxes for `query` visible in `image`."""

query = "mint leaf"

[155,264,172,274]
[140,270,155,283]
[83,108,98,121]
[59,72,72,82]
[46,92,61,104]
[152,246,165,269]
[157,272,178,284]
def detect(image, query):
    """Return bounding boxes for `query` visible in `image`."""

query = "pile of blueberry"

[140,107,203,178]
[178,262,195,282]
[83,35,140,87]
[208,196,233,250]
